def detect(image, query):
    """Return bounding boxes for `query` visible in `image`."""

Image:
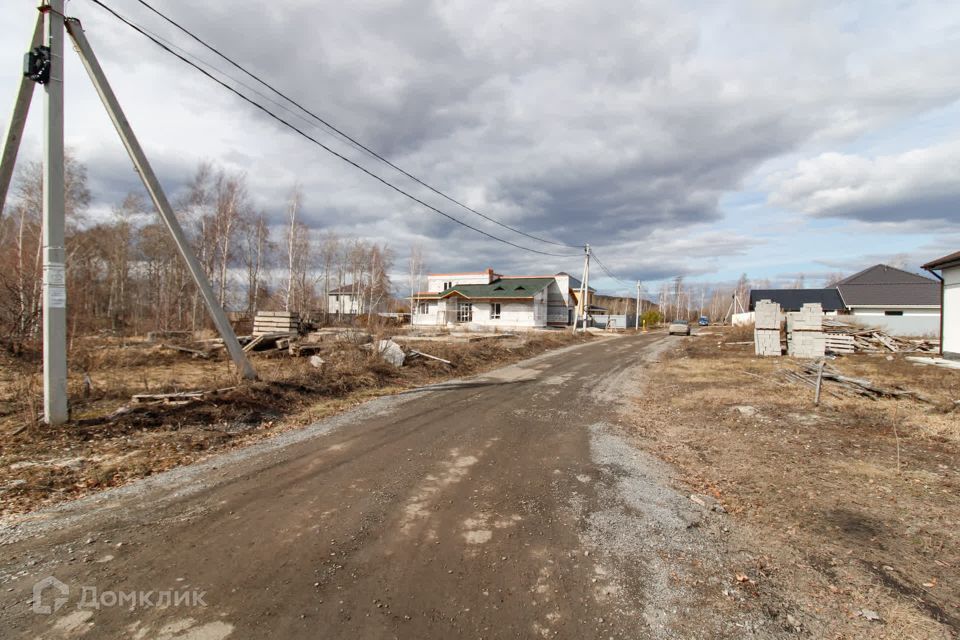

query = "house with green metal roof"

[411,268,592,329]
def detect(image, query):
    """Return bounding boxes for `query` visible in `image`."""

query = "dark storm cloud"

[5,0,960,289]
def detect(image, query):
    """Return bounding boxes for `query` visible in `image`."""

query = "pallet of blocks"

[754,300,782,356]
[786,303,825,358]
[253,310,300,336]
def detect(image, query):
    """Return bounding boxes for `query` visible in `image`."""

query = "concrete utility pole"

[65,19,257,381]
[571,244,590,335]
[42,0,68,424]
[635,280,641,330]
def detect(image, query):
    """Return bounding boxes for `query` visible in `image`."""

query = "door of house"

[457,301,472,323]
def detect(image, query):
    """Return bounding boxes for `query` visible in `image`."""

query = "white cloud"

[767,142,960,222]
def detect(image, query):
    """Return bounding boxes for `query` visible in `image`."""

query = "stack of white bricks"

[754,300,782,357]
[786,303,825,358]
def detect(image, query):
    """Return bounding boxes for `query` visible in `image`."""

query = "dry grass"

[630,329,960,638]
[0,330,589,516]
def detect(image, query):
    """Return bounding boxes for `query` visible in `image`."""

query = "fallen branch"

[408,349,452,365]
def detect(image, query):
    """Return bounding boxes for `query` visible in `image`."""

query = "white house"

[328,284,366,315]
[923,251,960,359]
[411,268,591,330]
[834,264,941,337]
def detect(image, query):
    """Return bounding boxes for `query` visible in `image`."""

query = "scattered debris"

[308,355,325,370]
[781,362,933,403]
[373,339,406,367]
[823,319,938,354]
[243,332,292,353]
[289,342,324,357]
[905,356,960,371]
[731,405,757,417]
[146,330,191,342]
[159,343,210,359]
[857,609,881,622]
[131,387,236,405]
[407,349,452,365]
[689,493,726,513]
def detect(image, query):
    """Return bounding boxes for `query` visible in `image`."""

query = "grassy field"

[630,326,959,638]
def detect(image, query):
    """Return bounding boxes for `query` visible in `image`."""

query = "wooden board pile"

[786,303,825,358]
[781,362,932,402]
[822,319,938,354]
[754,300,782,357]
[253,311,300,336]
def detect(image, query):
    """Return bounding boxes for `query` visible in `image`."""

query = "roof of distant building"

[749,288,846,312]
[834,264,939,307]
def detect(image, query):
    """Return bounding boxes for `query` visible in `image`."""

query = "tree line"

[0,158,395,340]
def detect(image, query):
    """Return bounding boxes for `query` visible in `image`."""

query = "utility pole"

[571,244,590,334]
[635,280,641,330]
[42,0,68,424]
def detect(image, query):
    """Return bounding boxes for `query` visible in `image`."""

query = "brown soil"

[628,327,960,638]
[0,331,589,517]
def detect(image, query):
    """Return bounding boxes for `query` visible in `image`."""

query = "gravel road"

[0,333,783,639]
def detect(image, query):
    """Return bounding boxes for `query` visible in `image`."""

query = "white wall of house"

[942,266,959,358]
[328,292,364,315]
[411,291,550,330]
[849,307,941,337]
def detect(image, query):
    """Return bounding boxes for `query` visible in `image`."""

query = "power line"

[83,0,581,258]
[591,252,633,289]
[129,0,580,251]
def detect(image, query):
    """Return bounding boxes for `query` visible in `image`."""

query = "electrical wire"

[82,0,581,258]
[129,0,581,250]
[591,252,634,290]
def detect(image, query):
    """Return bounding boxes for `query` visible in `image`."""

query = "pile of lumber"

[822,319,938,354]
[253,311,300,336]
[780,362,932,402]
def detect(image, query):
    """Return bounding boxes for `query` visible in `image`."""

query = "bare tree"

[407,244,424,315]
[240,211,272,317]
[283,185,304,312]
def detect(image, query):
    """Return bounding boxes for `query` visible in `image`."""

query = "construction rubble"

[753,301,940,358]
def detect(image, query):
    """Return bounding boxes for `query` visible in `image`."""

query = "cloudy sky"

[3,0,959,296]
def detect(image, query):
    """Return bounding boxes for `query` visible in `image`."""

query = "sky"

[2,0,959,297]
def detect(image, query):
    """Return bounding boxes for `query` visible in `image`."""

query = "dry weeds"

[630,329,959,638]
[0,331,588,516]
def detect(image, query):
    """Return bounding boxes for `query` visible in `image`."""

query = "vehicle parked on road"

[698,316,709,326]
[668,319,691,335]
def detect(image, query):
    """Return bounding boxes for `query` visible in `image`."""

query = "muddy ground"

[629,327,959,639]
[0,331,589,517]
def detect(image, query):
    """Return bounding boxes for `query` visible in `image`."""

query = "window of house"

[417,302,430,315]
[884,310,904,316]
[457,301,473,322]
[491,303,501,319]
[443,281,453,290]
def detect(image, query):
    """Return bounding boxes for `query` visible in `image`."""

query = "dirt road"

[0,333,781,639]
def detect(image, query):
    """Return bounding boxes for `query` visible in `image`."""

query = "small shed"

[923,251,960,360]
